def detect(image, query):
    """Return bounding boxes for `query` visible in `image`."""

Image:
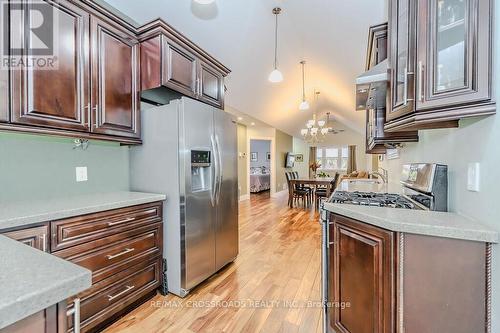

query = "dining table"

[288,177,336,208]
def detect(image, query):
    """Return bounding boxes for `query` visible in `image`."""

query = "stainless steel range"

[328,163,448,212]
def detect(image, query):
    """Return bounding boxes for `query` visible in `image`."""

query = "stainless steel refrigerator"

[130,97,239,297]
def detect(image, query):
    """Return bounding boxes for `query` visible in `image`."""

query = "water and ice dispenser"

[191,150,212,192]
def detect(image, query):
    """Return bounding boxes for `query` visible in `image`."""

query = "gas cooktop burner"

[329,191,418,209]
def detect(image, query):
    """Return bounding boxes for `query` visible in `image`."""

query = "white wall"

[249,140,271,168]
[379,3,500,328]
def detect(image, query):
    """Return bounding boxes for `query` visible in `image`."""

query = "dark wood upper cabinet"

[199,61,224,108]
[162,37,198,97]
[2,224,49,252]
[387,0,417,122]
[364,23,418,154]
[9,0,90,132]
[330,215,394,333]
[91,17,140,139]
[415,0,493,111]
[1,0,230,141]
[386,0,495,131]
[138,29,229,109]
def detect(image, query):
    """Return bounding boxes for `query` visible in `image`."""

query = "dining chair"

[286,172,309,208]
[315,173,339,208]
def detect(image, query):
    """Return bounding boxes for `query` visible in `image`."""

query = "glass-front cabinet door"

[416,0,492,110]
[388,0,417,121]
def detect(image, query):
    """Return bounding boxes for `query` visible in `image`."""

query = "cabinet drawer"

[56,224,162,283]
[2,224,49,252]
[67,258,161,333]
[51,202,162,252]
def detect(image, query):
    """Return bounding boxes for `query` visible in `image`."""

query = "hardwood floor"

[104,192,323,333]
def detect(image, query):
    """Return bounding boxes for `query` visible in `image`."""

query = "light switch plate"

[467,162,480,192]
[76,166,88,182]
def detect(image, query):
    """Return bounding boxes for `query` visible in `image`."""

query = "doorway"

[249,139,272,197]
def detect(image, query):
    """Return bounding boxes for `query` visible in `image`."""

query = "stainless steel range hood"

[355,59,388,111]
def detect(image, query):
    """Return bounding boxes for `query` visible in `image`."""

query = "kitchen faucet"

[370,167,389,184]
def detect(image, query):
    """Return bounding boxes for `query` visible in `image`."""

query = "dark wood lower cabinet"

[328,213,491,333]
[50,203,164,333]
[1,302,67,333]
[330,215,394,333]
[0,202,163,333]
[2,224,49,252]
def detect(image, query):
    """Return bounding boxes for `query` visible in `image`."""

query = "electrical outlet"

[76,167,88,182]
[467,162,480,192]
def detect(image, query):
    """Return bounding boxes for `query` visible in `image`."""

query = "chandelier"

[301,91,330,143]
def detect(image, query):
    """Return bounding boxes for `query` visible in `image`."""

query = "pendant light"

[299,60,310,110]
[268,7,283,83]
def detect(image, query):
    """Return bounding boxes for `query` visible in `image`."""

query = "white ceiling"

[104,0,387,137]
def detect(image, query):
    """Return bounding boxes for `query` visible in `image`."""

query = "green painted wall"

[0,132,130,201]
[275,129,293,192]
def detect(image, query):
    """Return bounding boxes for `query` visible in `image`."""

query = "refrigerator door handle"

[210,134,218,207]
[215,134,223,203]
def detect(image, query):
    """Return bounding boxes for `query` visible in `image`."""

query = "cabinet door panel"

[91,17,140,138]
[10,0,90,131]
[387,0,416,121]
[416,0,492,110]
[162,38,197,97]
[199,62,223,108]
[3,225,49,252]
[331,216,394,333]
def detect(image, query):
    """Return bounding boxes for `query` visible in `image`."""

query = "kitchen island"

[321,180,498,333]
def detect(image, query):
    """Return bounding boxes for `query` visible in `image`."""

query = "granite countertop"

[323,180,498,243]
[0,191,167,230]
[0,235,92,329]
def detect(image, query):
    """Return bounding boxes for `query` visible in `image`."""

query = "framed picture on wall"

[295,154,304,162]
[250,152,258,162]
[266,152,271,161]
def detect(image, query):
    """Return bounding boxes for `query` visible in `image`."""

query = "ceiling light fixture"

[268,7,283,83]
[301,91,332,144]
[299,61,310,111]
[193,0,216,5]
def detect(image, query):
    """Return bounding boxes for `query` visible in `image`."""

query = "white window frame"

[316,146,349,172]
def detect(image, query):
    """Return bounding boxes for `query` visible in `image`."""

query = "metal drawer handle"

[107,285,135,301]
[107,217,135,227]
[67,298,81,333]
[106,247,135,260]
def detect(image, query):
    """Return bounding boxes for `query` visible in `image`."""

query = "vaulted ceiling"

[103,0,387,137]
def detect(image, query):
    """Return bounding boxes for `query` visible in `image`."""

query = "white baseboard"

[271,189,288,198]
[239,194,250,201]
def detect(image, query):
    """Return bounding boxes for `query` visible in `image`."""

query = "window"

[316,146,349,171]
